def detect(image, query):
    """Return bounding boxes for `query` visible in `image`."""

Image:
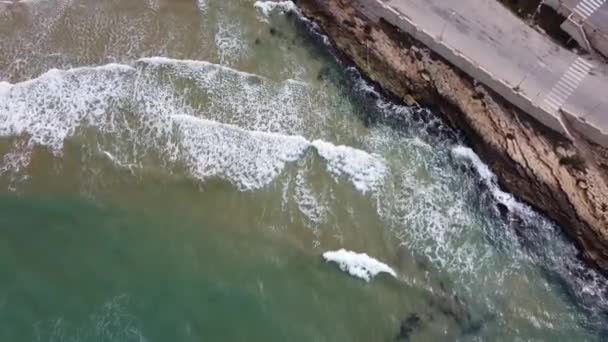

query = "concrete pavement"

[356,0,608,147]
[544,0,608,58]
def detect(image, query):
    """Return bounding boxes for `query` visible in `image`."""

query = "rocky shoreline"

[295,0,608,273]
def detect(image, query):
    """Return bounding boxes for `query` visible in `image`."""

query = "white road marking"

[573,0,606,21]
[542,58,592,112]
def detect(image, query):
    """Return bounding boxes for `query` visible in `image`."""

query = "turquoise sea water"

[1,0,608,340]
[0,191,413,341]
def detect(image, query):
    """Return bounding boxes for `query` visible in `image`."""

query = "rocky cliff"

[295,0,608,273]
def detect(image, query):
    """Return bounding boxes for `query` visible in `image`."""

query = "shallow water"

[1,0,608,340]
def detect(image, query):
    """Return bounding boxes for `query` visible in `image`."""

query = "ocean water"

[1,0,608,340]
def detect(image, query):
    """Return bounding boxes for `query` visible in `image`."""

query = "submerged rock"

[396,313,421,341]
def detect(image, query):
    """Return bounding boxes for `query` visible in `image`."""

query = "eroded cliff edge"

[295,0,608,272]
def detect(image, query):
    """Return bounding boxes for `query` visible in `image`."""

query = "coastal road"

[545,0,608,60]
[559,0,608,33]
[360,0,608,146]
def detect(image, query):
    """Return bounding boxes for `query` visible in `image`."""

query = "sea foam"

[137,56,314,136]
[0,81,10,97]
[172,114,310,191]
[451,146,532,215]
[0,64,135,153]
[254,1,298,19]
[323,249,397,282]
[215,18,247,65]
[253,0,331,47]
[0,58,386,194]
[196,0,207,12]
[313,140,386,194]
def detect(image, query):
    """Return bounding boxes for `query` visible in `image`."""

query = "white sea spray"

[323,249,397,282]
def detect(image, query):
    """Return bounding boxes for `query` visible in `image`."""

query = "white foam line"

[173,115,386,193]
[171,114,309,143]
[195,0,207,12]
[323,249,397,282]
[312,139,386,194]
[1,63,135,88]
[138,57,264,79]
[451,146,533,216]
[140,56,214,67]
[172,114,311,190]
[1,57,260,88]
[0,81,10,96]
[254,0,298,19]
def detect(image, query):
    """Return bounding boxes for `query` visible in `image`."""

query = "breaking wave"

[0,58,386,193]
[254,0,298,20]
[451,145,608,327]
[323,249,397,282]
[451,146,532,216]
[313,139,386,194]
